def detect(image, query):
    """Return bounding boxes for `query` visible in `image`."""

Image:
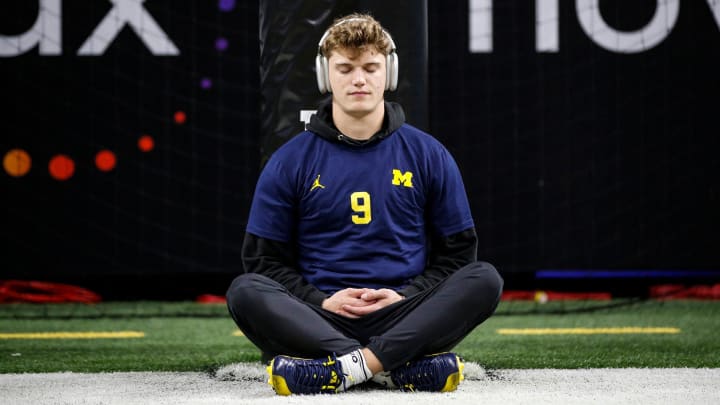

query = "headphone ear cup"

[386,52,398,91]
[315,54,329,94]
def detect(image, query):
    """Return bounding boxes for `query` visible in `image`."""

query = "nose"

[351,70,366,86]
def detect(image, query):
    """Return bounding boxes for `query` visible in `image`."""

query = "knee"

[461,261,504,305]
[480,261,504,296]
[226,273,274,311]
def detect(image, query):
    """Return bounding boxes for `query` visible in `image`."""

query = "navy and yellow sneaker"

[267,354,345,395]
[389,352,465,392]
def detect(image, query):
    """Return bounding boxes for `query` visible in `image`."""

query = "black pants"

[226,261,503,371]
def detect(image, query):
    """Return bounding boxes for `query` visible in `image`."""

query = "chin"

[346,108,376,117]
[345,101,381,113]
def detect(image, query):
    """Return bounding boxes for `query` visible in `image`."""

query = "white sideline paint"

[1,363,719,404]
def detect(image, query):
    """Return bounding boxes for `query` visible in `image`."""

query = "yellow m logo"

[391,169,414,188]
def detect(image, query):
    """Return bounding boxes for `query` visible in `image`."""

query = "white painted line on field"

[1,365,718,404]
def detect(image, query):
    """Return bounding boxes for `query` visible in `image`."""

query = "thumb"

[361,289,378,301]
[360,290,375,301]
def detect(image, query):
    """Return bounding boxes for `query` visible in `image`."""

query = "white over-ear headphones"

[315,18,399,94]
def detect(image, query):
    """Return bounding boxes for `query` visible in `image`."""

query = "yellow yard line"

[0,331,145,339]
[232,330,244,337]
[497,327,681,335]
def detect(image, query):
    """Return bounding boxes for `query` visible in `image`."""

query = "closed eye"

[334,63,381,74]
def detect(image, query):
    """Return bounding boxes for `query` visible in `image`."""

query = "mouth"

[349,91,370,96]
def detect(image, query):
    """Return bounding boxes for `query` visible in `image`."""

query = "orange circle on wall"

[138,135,155,152]
[174,111,187,124]
[49,154,75,181]
[95,150,117,172]
[3,149,32,177]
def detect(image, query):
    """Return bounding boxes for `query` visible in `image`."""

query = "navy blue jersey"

[246,123,474,293]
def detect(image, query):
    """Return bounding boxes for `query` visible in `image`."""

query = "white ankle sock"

[337,349,372,390]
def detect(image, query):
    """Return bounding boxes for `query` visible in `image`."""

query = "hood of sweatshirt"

[306,99,406,146]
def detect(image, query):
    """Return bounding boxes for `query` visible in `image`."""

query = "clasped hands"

[321,288,404,318]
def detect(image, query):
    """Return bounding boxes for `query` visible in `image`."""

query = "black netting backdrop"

[428,1,720,275]
[1,1,259,287]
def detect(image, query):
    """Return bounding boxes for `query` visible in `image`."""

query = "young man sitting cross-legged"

[226,13,503,395]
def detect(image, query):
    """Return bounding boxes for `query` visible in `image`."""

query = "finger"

[361,290,382,301]
[350,298,377,307]
[345,288,371,298]
[343,303,380,316]
[335,308,360,319]
[369,289,401,303]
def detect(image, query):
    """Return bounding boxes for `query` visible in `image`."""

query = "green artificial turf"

[1,300,718,373]
[457,300,720,369]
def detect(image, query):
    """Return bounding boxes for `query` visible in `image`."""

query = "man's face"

[327,46,386,118]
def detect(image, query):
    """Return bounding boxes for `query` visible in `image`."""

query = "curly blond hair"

[319,13,393,58]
